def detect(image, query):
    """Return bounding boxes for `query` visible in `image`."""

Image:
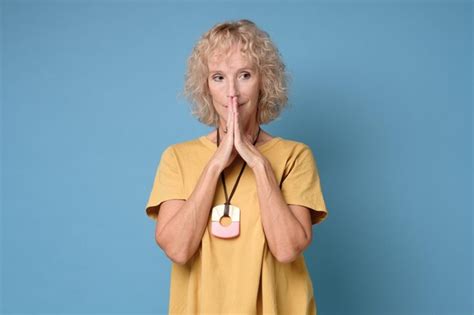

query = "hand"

[211,97,238,172]
[232,96,264,170]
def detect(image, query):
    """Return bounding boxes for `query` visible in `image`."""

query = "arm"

[156,158,222,265]
[252,157,313,263]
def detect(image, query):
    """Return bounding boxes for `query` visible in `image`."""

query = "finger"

[233,98,240,137]
[233,103,239,140]
[226,97,233,133]
[228,97,232,116]
[230,97,235,135]
[226,106,231,133]
[233,96,238,112]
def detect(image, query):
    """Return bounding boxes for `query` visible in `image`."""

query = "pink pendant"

[211,204,240,239]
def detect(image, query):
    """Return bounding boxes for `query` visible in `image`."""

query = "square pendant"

[211,204,240,239]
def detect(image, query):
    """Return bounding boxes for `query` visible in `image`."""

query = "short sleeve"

[145,146,186,221]
[280,145,328,225]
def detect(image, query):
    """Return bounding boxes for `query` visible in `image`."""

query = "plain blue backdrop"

[2,1,472,314]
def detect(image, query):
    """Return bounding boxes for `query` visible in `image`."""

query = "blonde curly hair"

[183,19,289,127]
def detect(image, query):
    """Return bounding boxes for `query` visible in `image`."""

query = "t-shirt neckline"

[199,135,282,152]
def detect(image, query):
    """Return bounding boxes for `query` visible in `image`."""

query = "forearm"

[158,158,222,263]
[253,158,308,262]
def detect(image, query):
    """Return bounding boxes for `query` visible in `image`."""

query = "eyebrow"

[208,67,254,74]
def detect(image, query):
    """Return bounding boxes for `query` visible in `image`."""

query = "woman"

[145,19,329,315]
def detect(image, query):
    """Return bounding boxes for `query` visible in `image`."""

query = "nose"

[227,78,240,100]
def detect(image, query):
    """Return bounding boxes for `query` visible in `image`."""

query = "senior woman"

[145,19,329,315]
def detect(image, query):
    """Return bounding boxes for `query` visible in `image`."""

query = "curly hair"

[183,19,290,127]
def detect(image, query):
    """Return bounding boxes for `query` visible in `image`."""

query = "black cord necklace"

[210,125,261,239]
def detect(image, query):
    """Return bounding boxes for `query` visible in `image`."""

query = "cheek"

[209,86,226,102]
[247,82,260,99]
[207,84,216,98]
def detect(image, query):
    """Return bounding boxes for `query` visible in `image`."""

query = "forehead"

[207,45,255,70]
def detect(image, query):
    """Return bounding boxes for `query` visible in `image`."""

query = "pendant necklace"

[210,126,261,239]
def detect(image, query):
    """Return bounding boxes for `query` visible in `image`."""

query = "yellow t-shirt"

[145,135,329,315]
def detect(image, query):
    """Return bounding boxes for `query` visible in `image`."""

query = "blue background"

[2,1,472,314]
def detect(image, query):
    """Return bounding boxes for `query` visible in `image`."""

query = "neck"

[243,118,260,143]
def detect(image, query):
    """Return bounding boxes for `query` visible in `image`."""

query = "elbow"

[276,252,299,264]
[168,252,190,265]
[155,233,190,265]
[275,238,311,264]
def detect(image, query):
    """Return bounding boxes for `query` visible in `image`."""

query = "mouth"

[224,103,245,108]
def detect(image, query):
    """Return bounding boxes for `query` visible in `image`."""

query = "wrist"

[209,156,224,174]
[250,155,268,171]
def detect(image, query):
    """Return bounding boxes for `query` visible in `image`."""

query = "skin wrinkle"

[255,158,309,262]
[158,23,312,265]
[205,43,310,262]
[283,152,311,241]
[151,22,321,314]
[156,148,189,253]
[191,199,197,242]
[183,21,288,127]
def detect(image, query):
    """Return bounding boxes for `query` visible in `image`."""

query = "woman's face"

[207,44,260,128]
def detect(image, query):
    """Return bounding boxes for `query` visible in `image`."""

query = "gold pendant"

[211,204,240,239]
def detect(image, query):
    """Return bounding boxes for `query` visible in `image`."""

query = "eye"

[212,75,224,82]
[240,72,251,80]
